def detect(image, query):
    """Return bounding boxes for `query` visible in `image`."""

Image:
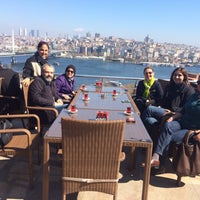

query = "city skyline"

[1,0,200,46]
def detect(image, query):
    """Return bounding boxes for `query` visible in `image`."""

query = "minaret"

[12,29,15,54]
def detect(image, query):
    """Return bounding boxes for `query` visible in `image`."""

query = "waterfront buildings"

[0,30,200,66]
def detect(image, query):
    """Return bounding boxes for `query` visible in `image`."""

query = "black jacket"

[162,82,195,112]
[28,76,59,124]
[134,80,164,114]
[135,80,163,104]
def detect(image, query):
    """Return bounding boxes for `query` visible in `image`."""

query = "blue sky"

[1,0,200,46]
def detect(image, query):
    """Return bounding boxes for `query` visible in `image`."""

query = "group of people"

[0,41,77,124]
[1,41,200,172]
[134,65,200,171]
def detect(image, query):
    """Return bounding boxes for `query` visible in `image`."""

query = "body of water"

[1,54,200,86]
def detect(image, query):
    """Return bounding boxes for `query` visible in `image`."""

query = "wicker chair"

[61,118,126,200]
[0,114,41,188]
[22,80,58,130]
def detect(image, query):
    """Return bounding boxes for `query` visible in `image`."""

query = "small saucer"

[81,87,87,91]
[124,111,133,116]
[126,117,135,123]
[112,93,118,96]
[68,109,78,114]
[82,97,90,101]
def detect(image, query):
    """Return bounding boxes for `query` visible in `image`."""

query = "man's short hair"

[42,63,55,72]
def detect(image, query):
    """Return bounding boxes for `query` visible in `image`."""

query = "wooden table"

[42,86,152,200]
[73,87,140,114]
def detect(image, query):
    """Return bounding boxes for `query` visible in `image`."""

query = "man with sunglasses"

[55,64,76,102]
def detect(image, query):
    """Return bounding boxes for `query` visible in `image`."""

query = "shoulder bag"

[172,130,200,177]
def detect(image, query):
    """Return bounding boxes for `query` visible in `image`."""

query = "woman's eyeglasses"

[67,70,74,73]
[145,71,153,75]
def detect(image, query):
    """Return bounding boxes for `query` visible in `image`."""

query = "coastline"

[0,53,199,68]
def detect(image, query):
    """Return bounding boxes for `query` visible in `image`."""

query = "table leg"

[42,138,50,200]
[142,143,153,200]
[128,146,136,171]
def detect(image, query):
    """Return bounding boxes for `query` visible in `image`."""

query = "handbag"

[0,119,13,149]
[172,130,200,177]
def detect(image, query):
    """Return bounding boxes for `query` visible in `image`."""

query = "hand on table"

[55,99,63,106]
[62,94,71,100]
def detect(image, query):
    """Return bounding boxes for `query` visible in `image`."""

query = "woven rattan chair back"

[22,80,34,111]
[61,118,125,200]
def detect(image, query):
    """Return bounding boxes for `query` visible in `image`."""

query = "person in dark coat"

[28,63,63,124]
[0,63,22,113]
[134,66,163,114]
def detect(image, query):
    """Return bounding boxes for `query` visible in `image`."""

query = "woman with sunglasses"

[134,66,164,114]
[146,76,200,169]
[55,64,76,101]
[141,67,195,145]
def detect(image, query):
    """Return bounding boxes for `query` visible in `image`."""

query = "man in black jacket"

[28,63,63,124]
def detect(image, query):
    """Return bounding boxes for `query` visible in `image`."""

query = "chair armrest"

[0,128,32,145]
[27,106,59,117]
[0,114,41,133]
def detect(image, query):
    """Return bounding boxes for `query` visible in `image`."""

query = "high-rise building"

[86,32,91,37]
[36,30,40,37]
[24,28,27,37]
[95,33,100,38]
[19,27,23,36]
[29,30,35,37]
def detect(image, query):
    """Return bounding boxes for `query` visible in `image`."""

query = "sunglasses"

[67,70,74,73]
[145,72,153,75]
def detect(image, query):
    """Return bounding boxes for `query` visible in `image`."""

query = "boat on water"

[53,61,60,66]
[11,56,16,64]
[111,58,124,62]
[52,52,73,58]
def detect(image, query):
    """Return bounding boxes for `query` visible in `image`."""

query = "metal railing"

[69,74,144,91]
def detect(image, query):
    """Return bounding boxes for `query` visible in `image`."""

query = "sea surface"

[0,54,200,86]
